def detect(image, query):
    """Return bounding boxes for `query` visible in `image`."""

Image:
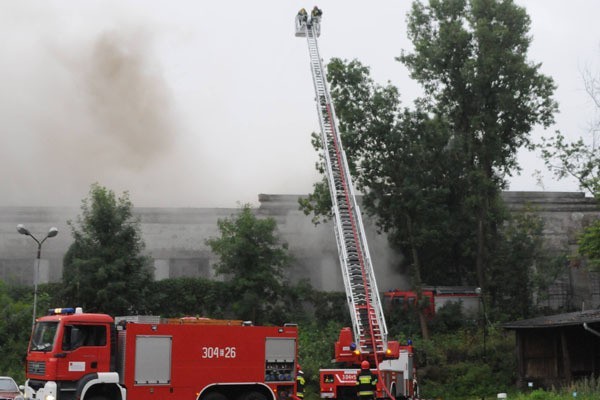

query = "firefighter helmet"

[361,360,370,369]
[297,364,304,374]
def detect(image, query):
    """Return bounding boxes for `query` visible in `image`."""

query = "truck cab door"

[55,324,111,380]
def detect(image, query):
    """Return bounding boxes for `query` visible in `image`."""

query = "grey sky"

[1,1,598,208]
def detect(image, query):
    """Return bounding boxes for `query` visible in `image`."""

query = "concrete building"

[1,192,598,304]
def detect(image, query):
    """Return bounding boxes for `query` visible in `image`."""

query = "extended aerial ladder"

[295,11,388,362]
[296,11,417,400]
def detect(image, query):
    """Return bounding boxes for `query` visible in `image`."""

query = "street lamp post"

[17,224,58,328]
[475,287,488,361]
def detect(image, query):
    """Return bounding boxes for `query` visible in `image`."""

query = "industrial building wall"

[0,192,598,296]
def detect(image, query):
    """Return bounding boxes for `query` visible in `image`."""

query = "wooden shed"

[504,310,600,389]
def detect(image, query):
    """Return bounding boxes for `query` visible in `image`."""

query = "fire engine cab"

[25,307,299,400]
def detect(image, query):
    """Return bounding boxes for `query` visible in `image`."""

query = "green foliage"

[319,56,478,287]
[146,277,231,318]
[62,183,152,315]
[564,375,600,398]
[578,219,600,269]
[385,301,423,339]
[541,131,600,200]
[488,209,549,320]
[399,0,557,295]
[0,281,32,383]
[297,178,332,225]
[539,55,600,273]
[429,302,474,334]
[512,388,597,400]
[301,0,559,319]
[297,320,344,399]
[413,325,515,399]
[205,204,293,325]
[514,390,564,400]
[310,291,349,326]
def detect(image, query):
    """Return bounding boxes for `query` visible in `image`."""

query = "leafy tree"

[399,0,557,293]
[0,282,33,383]
[487,209,565,320]
[541,55,600,271]
[146,277,231,318]
[414,325,515,398]
[62,183,152,315]
[579,222,600,269]
[541,54,600,199]
[297,320,344,398]
[205,204,292,324]
[541,132,599,199]
[302,0,557,329]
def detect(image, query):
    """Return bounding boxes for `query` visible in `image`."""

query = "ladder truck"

[295,11,417,400]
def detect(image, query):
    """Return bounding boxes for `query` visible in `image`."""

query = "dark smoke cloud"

[1,11,181,207]
[77,29,175,169]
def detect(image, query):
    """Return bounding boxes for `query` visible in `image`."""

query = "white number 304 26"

[202,346,237,359]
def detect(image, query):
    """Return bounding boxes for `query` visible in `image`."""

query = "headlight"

[45,395,56,400]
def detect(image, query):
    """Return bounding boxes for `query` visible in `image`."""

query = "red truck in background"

[384,287,482,318]
[25,307,298,400]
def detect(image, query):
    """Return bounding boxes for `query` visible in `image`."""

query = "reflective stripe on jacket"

[296,375,305,398]
[356,370,377,396]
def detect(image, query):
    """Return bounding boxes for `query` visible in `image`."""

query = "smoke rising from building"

[1,6,186,207]
[0,2,320,208]
[2,1,591,210]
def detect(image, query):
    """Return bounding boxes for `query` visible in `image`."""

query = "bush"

[412,325,515,399]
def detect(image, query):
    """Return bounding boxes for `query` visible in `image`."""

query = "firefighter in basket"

[297,8,308,26]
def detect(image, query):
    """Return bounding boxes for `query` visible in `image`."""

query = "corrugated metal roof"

[504,309,600,329]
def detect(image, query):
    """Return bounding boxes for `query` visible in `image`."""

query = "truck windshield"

[30,321,58,352]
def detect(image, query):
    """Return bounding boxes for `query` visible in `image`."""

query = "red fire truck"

[384,287,482,319]
[296,11,417,400]
[25,307,299,400]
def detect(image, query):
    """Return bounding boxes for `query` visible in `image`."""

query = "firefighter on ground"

[356,360,377,400]
[296,365,305,399]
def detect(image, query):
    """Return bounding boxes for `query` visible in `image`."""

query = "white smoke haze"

[1,4,189,207]
[1,1,596,209]
[1,1,321,208]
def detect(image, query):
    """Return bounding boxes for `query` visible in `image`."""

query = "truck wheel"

[204,392,228,400]
[239,391,267,400]
[87,396,109,400]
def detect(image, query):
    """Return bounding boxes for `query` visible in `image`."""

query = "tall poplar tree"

[302,0,558,320]
[399,0,557,292]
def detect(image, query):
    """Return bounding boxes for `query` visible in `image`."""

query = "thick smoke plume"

[79,29,175,169]
[1,15,179,207]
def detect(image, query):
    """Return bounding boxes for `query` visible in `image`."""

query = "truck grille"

[28,360,46,375]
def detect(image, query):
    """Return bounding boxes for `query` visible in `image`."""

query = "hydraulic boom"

[295,9,417,400]
[295,10,387,362]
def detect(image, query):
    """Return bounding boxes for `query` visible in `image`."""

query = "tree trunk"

[406,214,430,340]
